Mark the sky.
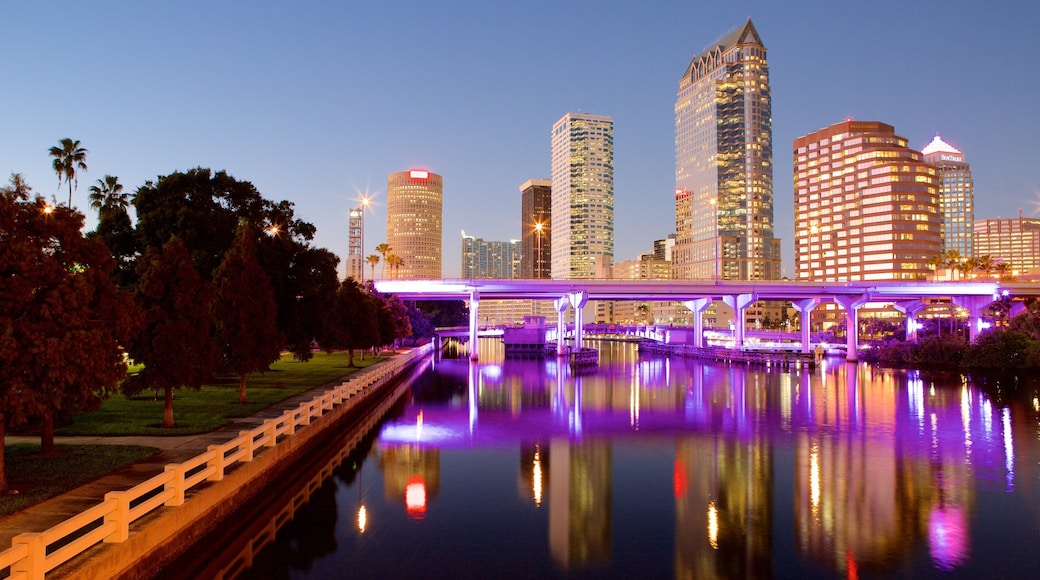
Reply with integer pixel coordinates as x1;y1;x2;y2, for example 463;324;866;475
4;1;1039;279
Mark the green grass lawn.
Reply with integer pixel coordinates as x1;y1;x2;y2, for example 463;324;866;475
56;351;386;436
0;444;159;515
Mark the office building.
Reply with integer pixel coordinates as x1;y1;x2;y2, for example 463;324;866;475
974;216;1040;277
921;135;974;259
550;113;614;280
674;19;781;281
519;179;552;279
386;169;443;279
793;120;942;281
461;232;521;279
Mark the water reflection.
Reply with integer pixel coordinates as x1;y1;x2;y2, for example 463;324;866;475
235;339;1040;578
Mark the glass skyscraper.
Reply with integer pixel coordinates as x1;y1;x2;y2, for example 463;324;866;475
921;135;974;259
674;19;780;281
550;112;614;280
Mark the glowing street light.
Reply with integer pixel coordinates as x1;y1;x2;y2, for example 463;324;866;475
534;221;545;279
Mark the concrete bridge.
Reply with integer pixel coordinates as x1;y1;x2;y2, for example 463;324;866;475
375;278;1040;362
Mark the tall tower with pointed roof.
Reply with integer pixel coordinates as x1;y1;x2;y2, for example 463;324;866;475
673;19;781;281
921;135;974;258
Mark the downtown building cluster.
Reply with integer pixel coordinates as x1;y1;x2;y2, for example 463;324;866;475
355;19;1035;326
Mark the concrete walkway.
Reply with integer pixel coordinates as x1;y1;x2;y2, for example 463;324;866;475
0;376;356;551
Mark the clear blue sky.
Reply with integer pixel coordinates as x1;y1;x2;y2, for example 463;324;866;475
4;1;1038;279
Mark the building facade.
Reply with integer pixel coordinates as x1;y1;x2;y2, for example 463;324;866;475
550;113;614;280
921;135;974;259
674;19;781;281
346;205;364;281
793;120;942;281
461;232;521;279
519;179;552;279
386;169;443;279
974;216;1040;277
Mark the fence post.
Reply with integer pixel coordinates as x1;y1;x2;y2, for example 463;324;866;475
164;465;186;506
11;532;45;580
104;491;130;543
207;446;226;482
240;431;255;462
264;418;278;447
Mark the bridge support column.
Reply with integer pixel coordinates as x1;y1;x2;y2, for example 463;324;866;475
683;298;712;348
893;300;927;342
570;291;589;351
953;294;997;343
722;293;755;350
834;294;869;362
793;298;821;354
554;297;569;357
468;290;480;360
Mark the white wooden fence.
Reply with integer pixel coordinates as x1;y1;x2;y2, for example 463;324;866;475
0;345;430;579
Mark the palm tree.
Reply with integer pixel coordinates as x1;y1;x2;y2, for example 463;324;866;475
87;175;128;216
48;138;88;206
366;254;380;280
386;254;404;278
374;243;392;278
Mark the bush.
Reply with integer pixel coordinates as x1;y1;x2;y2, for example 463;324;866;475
961;330;1035;370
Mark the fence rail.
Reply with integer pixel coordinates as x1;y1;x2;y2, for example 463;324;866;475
1;345;430;580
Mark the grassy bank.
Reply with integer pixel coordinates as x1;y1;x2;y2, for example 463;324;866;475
57;351;386;436
1;444;159;515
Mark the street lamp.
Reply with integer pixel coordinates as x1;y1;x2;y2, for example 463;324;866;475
709;197;719;281
534;221;545;279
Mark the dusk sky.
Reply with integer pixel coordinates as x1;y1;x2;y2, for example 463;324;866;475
4;1;1038;279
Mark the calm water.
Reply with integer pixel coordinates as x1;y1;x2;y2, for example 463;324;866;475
228;339;1040;579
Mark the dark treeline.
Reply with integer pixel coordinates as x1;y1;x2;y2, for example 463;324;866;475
0;165;466;493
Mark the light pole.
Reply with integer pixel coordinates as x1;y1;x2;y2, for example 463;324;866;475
710;197;719;281
534;221;544;279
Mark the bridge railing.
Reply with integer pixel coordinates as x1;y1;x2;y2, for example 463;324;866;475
0;345;431;580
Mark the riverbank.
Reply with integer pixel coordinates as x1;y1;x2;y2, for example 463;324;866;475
0;346;430;578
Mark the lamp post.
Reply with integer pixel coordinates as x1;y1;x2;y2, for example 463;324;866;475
710;197;719;281
534;221;545;279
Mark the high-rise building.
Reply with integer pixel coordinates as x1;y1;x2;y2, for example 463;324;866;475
346;205;364;281
921;135;974;259
674;19;781;281
793;120;942;281
550;112;614;280
461;232;521;279
386;169;443;279
519;179;552;279
974;216;1040;277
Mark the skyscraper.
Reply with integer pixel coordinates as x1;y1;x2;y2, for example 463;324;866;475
921;135;974;259
550;113;614;280
386;169;442;279
674;19;780;281
793;120;942;281
461;232;521;279
974;216;1040;277
519;179;552;279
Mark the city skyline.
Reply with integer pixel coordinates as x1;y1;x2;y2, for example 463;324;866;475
3;2;1038;279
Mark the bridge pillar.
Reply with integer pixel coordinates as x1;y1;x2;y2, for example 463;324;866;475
834;294;870;362
1010;301;1028;319
722;293;755;350
570;291;589;350
554;296;569;357
793;298;821;354
953;294;997;343
893;300;928;342
683;298;712;348
468;290;480;360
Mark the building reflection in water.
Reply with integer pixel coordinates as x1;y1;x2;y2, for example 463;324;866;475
370;338;1036;577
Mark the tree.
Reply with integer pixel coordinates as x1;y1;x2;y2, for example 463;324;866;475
366;254;380;279
326;278;377;367
123;238;220;428
374;243;392;278
0;174;137;490
213;221;281;404
88;174;129;216
386;253;403;278
48;138;88;206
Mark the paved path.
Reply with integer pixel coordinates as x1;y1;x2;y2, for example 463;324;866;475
0;377;353;550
